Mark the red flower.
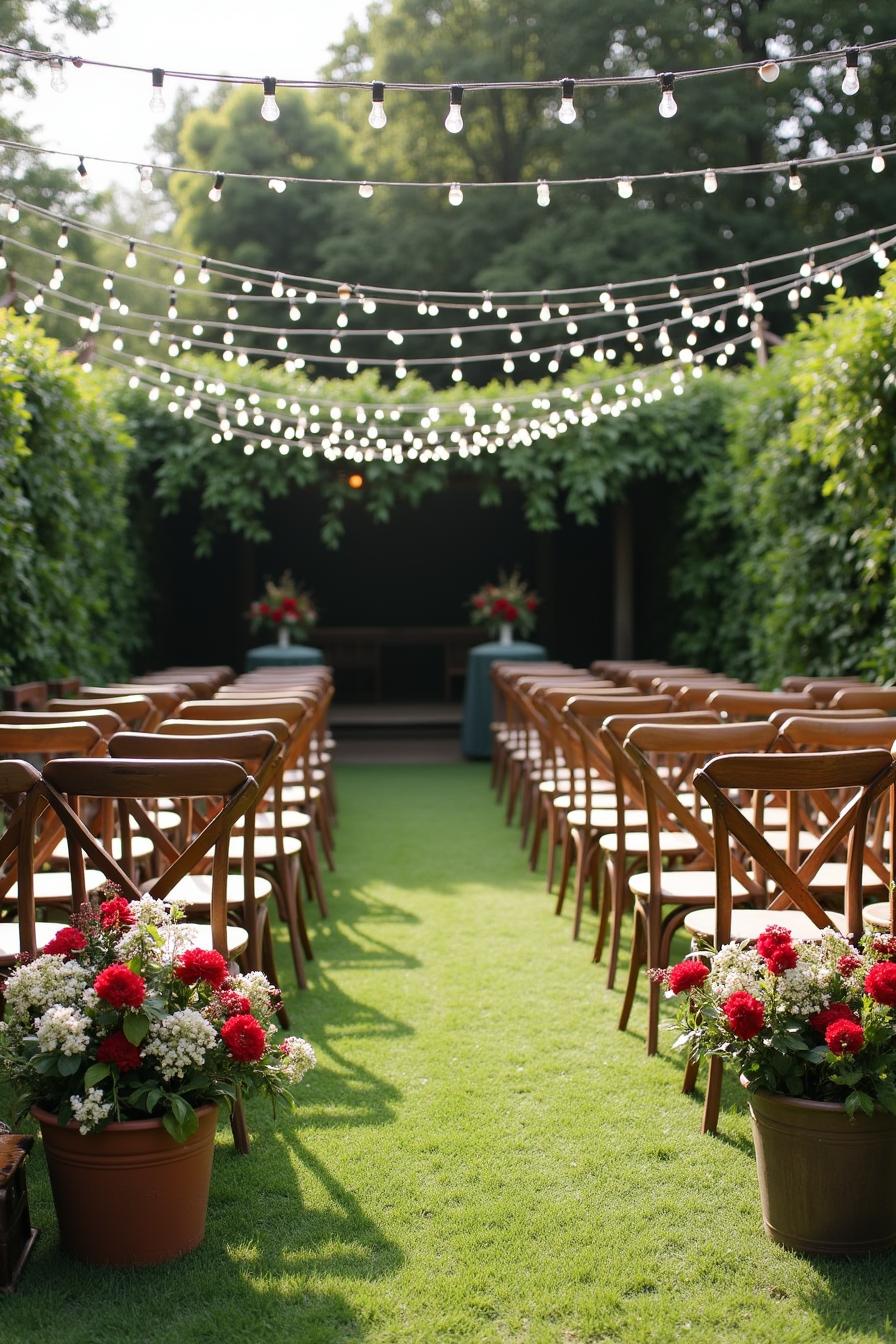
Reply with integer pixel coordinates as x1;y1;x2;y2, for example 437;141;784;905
865;961;896;1006
42;926;87;958
503;603;518;622
94;963;146;1010
282;596;298;613
97;1030;142;1073
872;936;896;961
214;990;252;1018
825;1019;865;1056
220;1013;267;1062
271;609;284;624
810;1002;860;1034
259;602;270;617
99;896;135;929
492;597;509;617
765;944;799;976
472;595;486;609
837;954;863;977
175;948;228;989
722;991;765;1040
755;925;793;959
666;959;710;995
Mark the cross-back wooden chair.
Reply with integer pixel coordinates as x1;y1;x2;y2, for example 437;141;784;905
45;695;157;732
489;663;573;796
0;707;125;739
830;686;896;713
0;761;70;966
688;747;896;1133
2;683;47;710
706;689;815;719
780;675;864;693
627;667;711;691
621;721;778;1057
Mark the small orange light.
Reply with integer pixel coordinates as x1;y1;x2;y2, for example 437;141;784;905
347;473;364;490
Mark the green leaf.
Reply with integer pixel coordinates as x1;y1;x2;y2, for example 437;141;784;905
162;1101;198;1144
123;1012;150;1046
57;1053;82;1077
83;1062;111;1088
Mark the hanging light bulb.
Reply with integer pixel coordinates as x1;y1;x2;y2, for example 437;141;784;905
48;56;67;93
138;165;154;195
616;176;633;199
448;182;464;206
872;149;886;174
703;168;718;194
557;77;577;125
5;200;19;224
268;177;286;192
208;172;224;203
227;299;239;321
788;161;802;191
150;67;165;112
57;224;69;249
450;331;462;348
50;257;64;288
669;279;680;299
842;47;860;96
369;80;387;129
445;84;464;134
658;73;678;119
198;258;210;284
758;59;780;83
125;239;137;269
536;179;551;207
102;271;114;291
271;274;285;298
167;291;178;319
173;263;186;286
358;180;374;199
481;292;493;312
799;252;814;278
713;272;726;290
76;156;90;189
0;241;6;272
261;76;280;121
539;295;551;322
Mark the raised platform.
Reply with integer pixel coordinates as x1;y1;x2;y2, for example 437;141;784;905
330;701;463;764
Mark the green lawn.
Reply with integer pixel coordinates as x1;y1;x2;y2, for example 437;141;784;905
4;764;896;1344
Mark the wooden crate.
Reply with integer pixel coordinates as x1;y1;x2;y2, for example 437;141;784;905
0;1134;38;1293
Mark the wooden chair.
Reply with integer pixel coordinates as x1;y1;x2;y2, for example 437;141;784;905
1;684;47;711
781;675;864;695
706;689;815;719
688;747;896;1133
0;762;70;966
830;686;896;713
45;695;157;732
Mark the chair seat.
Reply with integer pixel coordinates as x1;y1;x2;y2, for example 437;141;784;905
600;831;699;856
684;907;850;942
804;862;887;896
4;869;107;905
178;921;250;957
283;767;326;785
567;808;650;829
630;869;751;903
278;785;322;805
237;809;312;832
863;903;895;931
53;835;155;862
0;921;72;961
157;873;273;906
130;809;180;832
227;835;302;861
753;829;820;854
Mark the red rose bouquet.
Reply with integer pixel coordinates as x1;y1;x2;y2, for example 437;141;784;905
0;885;316;1142
248;571;318;645
469;569;539;639
662;928;896;1116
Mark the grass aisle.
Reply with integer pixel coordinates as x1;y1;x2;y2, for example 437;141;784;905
5;763;896;1344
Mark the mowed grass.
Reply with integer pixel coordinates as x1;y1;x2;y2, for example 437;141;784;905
4;763;896;1344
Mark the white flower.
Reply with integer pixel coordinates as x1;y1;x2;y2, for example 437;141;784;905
116;894;189;964
279;1036;316;1083
709;942;764;999
3;956;90;1026
227;971;277;1021
143;1009;217;1082
69;1087;112;1134
35;1004;91;1057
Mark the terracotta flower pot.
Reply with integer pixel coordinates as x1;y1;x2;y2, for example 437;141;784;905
32;1103;218;1266
746;1085;896;1255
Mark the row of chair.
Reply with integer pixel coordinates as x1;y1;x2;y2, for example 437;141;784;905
489;658;896;1132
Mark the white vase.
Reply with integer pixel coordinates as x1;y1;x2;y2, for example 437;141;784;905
277;626;290;649
498;622;514;646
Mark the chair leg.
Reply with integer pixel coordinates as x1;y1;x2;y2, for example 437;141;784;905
555;827;572;908
702;1057;724;1135
230;1092;250;1155
606;859;629;991
618;908;644;1032
571;839;593;941
316;804;336;871
644;902;663;1057
300;831;329;918
260;912;290;1030
593;857;613;963
528;798;545;871
682;1049;700;1096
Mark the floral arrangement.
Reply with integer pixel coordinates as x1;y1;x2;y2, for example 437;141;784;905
248;571;318;642
0;886;316;1141
661;926;896;1117
469;569;539;637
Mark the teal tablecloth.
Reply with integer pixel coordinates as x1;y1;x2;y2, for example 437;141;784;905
246;644;325;670
461;640;547;759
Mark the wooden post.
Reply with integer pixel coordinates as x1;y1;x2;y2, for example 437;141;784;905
613;498;634;658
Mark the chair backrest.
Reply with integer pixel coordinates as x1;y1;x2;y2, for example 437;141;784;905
564;696;674;810
706;689;815;719
45;696;155;729
694;749;896;943
2;682;47;710
830;686;896;713
776;716;896;752
0;707;125;739
766;707;885;729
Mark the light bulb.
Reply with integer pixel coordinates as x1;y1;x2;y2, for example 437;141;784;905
658;73;677;119
669;280;680;299
788;162;802;191
272;274;284;298
450;331;463;349
0;242;5;271
48;57;67;92
451;366;463;383
713;273;725;290
358;180;374;199
227;301;239;320
872;149;886;174
842;47;860;96
76;156;90;189
448;182;464;206
102;271;114;291
369;81;387;128
5;201;19;224
125;240;137;269
261;76;280;121
173;264;185;285
758;60;780;83
167;293;178;319
445;84;464;133
198;258;210;284
268;178;286;192
51;258;64;287
510;326;522;344
363;298;377;314
208;172;224;203
337;282;353;304
558;77;576;124
57;224;69;248
703;169;718;194
536;179;551;207
138;165;153;194
539;300;551;322
150;67;165;112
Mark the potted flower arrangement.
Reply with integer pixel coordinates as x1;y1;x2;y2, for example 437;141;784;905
0;886;316;1266
663;926;896;1254
469;570;539;645
248;571;318;648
